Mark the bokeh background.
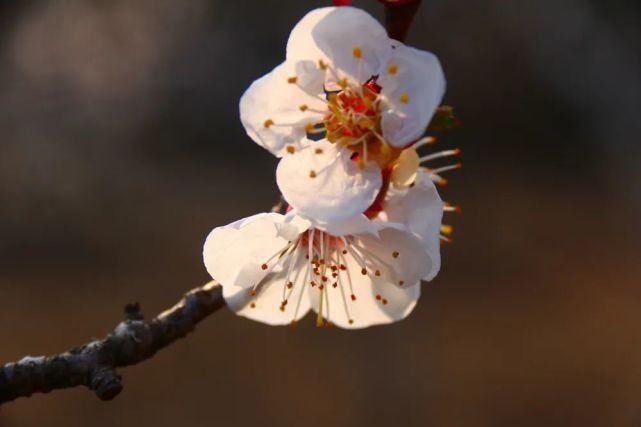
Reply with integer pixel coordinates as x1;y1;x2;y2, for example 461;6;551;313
1;0;640;425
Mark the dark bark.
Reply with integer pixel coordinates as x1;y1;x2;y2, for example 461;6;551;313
0;281;224;404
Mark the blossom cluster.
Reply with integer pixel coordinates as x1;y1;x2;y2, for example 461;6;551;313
203;7;459;329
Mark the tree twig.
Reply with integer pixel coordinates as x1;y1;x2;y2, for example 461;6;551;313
0;281;224;405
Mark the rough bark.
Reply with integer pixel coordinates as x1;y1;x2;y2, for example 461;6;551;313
0;281;224;405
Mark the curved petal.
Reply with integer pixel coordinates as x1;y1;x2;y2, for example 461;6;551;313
382;170;443;281
222;253;312;326
239;61;326;157
203;213;309;290
351;222;434;287
302;212;380;237
379;43;446;147
276;140;382;222
287;7;391;87
308;244;421;329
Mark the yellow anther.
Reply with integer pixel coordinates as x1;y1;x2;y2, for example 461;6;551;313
318;59;328;70
338;78;348;89
299;104;308;112
399;93;410;104
387;63;398;75
309;170;317;178
357;118;373;129
314;148;323;154
304;123;315;132
285;145;296;154
250;303;256;309
392;251;399;258
440;224;453;236
263;119;274;128
287;76;298;84
352;46;362;59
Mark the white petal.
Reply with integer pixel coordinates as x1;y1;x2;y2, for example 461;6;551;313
308;247;421;329
203;213;309;289
222;254;312;326
303;213;380;237
239;61;326;157
382;170;444;281
352;222;434;287
379;43;446;147
287;7;391;86
276;140;382;222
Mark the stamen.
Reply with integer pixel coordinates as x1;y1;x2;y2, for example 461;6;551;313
430;163;462;175
413;136;436;149
440;224;453;236
444;202;462;213
399;93;410;104
287;76;298;84
309;170;317;178
352;46;363;59
318;59;328;70
285;145;296;154
387;63;398;75
263;119;274;128
299;104;308;112
419;148;461;163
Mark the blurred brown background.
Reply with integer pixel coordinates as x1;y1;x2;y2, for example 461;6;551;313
1;0;640;425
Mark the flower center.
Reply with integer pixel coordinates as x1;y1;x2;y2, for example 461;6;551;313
322;77;404;171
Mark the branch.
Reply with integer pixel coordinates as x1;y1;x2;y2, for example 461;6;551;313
0;281;224;405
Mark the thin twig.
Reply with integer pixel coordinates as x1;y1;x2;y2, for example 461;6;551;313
0;281;224;404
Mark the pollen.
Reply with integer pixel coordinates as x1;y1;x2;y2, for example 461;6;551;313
250;303;256;309
392;251;400;258
315;148;323;154
263;119;274;128
309;170;317;178
440;224;453;236
352;46;362;59
285;145;295;154
287;76;298;84
387;63;398;75
348;319;354;325
318;59;328;70
399;93;410;104
299;104;308;112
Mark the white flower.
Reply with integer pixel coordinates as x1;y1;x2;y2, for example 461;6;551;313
275;139;381;222
203;206;440;329
239;6;446;158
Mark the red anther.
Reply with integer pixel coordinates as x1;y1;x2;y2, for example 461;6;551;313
375;294;382;300
311;281;317;287
322;276;328;282
340;264;347;270
332;0;351;5
332;283;338;288
342;250;348;255
382;299;388;305
261;263;268;270
452;147;461;155
363;76;382;94
361;268;367;275
351;294;357;301
319;284;325;290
